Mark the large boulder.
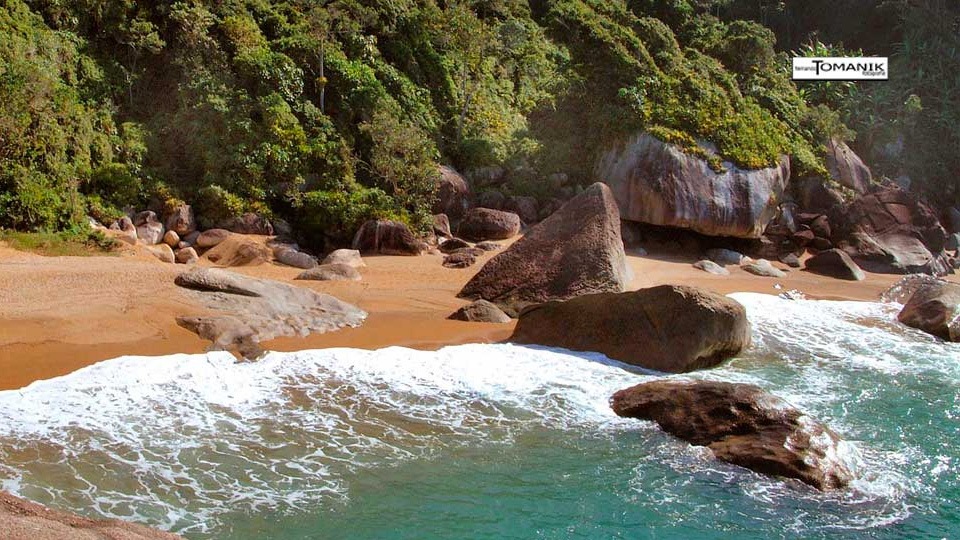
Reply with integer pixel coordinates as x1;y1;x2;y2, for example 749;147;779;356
175;267;366;357
804;249;866;281
897;280;960;341
458;183;628;316
143;243;175;263
322;249;365;268
832;185;951;275
510;285;750;373
457;208;521;242
435;166;472;219
220;213;274;235
611;380;855;490
352;220;422;256
504;195;539;225
163;203;197;236
448;299;512;323
598;132;790;238
826;138;872;194
136;211;165;245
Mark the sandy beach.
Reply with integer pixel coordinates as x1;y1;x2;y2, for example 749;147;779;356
0;238;909;391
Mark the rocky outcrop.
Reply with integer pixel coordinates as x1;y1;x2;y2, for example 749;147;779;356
510;285;750;373
832;186;951;275
322;249;365;268
457;208;521;242
804;249;866;281
295;263;361;281
458;183;628;316
826;139;872;194
0;491;183;540
598;133;790;238
897;279;960;341
175;267;365;357
448;300;511;323
220;213;274;235
352;220;422;256
435;166;472;219
611;380;855;490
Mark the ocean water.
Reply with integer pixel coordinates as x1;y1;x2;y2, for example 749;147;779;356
0;293;958;539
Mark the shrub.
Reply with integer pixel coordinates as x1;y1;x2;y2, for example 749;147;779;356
293;187;406;250
194;185;245;229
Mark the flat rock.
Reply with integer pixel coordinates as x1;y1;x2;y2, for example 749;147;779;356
805;249;866;281
459;183;629;316
322;249;366;268
611;380;855;490
457;208;522;242
510;285;750;373
296;263;361;281
439;238;471;254
475;241;501;252
442;252;477;269
175;267;366;357
693;259;729;275
742;258;786;278
448;300;511;323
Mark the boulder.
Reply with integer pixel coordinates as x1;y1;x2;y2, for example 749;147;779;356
947;207;960;234
136;220;164;245
457;208;521;242
180;230;201;248
475;241;501;252
133;210;158;227
322;249;366;268
163;230;180;248
805;249;866;281
778;252;801;268
175;247;199;264
826;138;872;194
599;132;790;238
439;238;471;254
693;259;729;275
946;233;960;252
833;186;951;275
114;216;137;245
897;280;960;341
459;183;629;316
271;218;294;239
705;248;744;266
448;300;511;323
810;215;832;239
742;259;786;278
296;263;362;282
352;220;422;256
794;177;845;214
220;213;274;235
195;229;232;249
434;166;472;219
611;380;855;490
511;285;750;372
475;190;506;210
504;195;539;225
274;246;317;269
163;203;196;236
791;229;815;247
442;252;477;269
433;213;453;239
143;243;175;263
175;267;366;358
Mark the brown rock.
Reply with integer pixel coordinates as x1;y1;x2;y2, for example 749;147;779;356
202;236;271;267
805;249;866;281
457;208;521;242
435;166;472;219
611;380;855;490
322;249;365;268
475;190;506;210
459;183;628;316
163;203;196;236
439;238;471;254
504;195;539;225
296;263;361;281
433;213;452;239
897;279;960;341
195;229;232;249
442;252;477;269
826;138;872;194
143;244;175;264
352;220;422;256
475;241;501;252
219;213;274;235
162;230;180;248
175;247;199;264
511;285;750;373
448;300;511;323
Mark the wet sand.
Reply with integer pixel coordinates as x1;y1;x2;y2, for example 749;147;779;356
0;238;916;391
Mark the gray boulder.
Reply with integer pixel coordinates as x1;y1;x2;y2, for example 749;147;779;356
693;259;729;275
322;249;365;268
448;300;511;323
296;263;361;282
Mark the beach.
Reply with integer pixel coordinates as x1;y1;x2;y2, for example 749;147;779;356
0;237;906;391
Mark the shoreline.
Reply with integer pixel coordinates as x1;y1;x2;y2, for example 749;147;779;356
0;239;913;391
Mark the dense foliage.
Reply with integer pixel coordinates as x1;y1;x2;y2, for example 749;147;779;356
1;0;957;247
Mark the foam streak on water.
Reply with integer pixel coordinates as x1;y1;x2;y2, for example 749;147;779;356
0;293;958;539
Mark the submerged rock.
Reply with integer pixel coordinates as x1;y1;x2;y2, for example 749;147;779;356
448;299;511;323
599;132;790;238
459;183;628;316
510;285;750;373
611;380;856;490
897;279;960;341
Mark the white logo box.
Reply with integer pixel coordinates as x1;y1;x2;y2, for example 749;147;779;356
792;57;889;81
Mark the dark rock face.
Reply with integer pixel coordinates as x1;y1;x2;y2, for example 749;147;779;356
457;208;522;242
504;195;539;225
448;299;511;323
220;213;274;235
897;280;960;341
439;237;471;254
510;285;750;373
352;220;422;256
826;139;872;193
794;177;845;214
805;249;866;281
296;263;362;281
833;186;951;275
611;380;855;490
599;132;790;238
459;183;628;316
164;203;197;236
175;267;366;358
435;166;472;220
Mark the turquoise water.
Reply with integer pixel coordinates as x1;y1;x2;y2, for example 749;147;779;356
0;293;957;538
